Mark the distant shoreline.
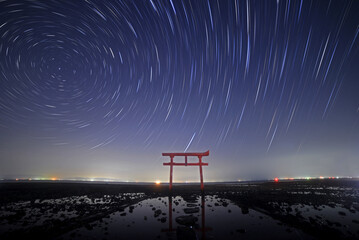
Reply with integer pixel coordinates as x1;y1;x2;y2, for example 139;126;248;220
1;177;358;185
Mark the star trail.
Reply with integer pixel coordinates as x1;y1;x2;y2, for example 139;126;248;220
0;0;358;182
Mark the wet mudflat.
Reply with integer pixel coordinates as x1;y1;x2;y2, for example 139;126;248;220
58;195;312;240
0;179;358;239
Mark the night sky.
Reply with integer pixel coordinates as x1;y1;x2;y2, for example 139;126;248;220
0;0;358;182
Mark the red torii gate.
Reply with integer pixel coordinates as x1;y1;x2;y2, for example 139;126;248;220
162;150;209;191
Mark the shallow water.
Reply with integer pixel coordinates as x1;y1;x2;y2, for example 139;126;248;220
59;195;313;240
0;193;145;235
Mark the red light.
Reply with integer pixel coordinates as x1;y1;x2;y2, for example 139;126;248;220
274;177;279;182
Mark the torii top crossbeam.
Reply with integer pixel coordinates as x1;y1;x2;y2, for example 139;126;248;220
162;150;209;157
162;150;209;191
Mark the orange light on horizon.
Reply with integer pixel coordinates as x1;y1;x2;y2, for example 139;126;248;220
51;177;58;181
155;180;161;185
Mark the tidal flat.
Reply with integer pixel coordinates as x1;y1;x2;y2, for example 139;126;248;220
0;179;358;239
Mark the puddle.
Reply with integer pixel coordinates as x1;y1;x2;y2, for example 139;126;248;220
59;195;313;240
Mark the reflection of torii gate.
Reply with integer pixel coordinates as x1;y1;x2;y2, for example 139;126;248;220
162;150;209;191
162;195;212;240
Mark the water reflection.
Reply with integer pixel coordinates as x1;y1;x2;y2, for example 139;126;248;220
162;194;212;239
58;194;315;240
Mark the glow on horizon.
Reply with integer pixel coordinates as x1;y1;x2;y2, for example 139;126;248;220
4;175;357;183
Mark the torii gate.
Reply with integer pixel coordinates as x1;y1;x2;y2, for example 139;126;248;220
162;150;209;191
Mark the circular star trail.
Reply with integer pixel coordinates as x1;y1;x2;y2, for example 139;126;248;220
0;0;358;180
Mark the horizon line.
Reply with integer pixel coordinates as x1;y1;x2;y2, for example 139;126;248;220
1;176;358;183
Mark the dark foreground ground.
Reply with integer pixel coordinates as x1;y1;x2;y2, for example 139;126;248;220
0;179;358;239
